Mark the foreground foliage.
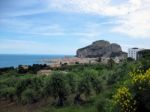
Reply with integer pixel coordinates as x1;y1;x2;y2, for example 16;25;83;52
0;58;150;112
113;68;150;112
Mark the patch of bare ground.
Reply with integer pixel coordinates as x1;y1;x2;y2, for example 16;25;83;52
0;97;52;112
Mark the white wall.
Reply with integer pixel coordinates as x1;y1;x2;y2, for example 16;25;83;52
128;48;142;60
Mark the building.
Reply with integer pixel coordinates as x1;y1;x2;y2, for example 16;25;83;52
128;48;144;60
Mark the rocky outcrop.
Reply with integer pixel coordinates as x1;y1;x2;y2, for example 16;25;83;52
76;40;127;58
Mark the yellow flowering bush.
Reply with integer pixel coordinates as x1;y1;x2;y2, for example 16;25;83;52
130;68;150;91
113;68;150;112
113;87;137;112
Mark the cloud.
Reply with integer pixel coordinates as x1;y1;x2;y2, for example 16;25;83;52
1;0;142;17
0;39;49;54
48;0;109;14
74;23;102;45
47;0;141;16
0;18;102;38
0;39;48;49
121;42;150;52
79;37;99;45
47;0;150;38
0;39;76;54
71;23;101;37
112;7;150;38
0;0;49;17
0;0;150;38
0;18;65;36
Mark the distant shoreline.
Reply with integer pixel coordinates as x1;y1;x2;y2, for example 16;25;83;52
0;54;74;68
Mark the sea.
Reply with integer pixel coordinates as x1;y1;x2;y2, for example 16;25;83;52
0;54;73;68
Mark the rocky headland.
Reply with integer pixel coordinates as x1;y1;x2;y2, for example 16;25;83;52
76;40;127;59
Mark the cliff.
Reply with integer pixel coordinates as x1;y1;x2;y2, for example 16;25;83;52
76;40;127;58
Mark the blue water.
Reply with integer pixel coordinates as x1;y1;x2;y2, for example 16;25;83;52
0;54;72;68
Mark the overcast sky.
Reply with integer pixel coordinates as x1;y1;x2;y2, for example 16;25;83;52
0;0;150;55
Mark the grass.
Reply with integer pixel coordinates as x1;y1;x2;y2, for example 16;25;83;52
37;105;96;112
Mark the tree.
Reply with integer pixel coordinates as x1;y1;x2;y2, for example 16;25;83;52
49;72;70;106
21;88;38;104
127;57;134;62
18;65;28;74
16;78;31;101
97;57;102;63
0;87;16;102
75;69;102;104
108;58;115;69
65;73;77;93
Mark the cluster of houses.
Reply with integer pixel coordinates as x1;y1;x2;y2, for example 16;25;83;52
42;57;99;67
42;56;124;68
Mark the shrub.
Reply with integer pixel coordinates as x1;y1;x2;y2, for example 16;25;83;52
95;97;106;112
16;78;31;101
65;73;77;93
131;69;150;91
21;88;38;104
29;76;45;91
95;98;114;112
130;68;150;112
107;68;128;85
0;87;16;101
78;76;92;97
77;69;102;100
113;87;137;112
113;68;150;112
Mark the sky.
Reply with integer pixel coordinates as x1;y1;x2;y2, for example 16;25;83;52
0;0;150;55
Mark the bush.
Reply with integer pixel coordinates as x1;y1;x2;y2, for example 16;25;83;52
78;76;92;97
113;87;137;112
16;78;31;101
95;97;106;112
0;87;16;101
21;88;38;104
130;68;150;112
107;68;128;85
65;73;77;93
95;98;114;112
113;68;150;112
77;69;102;99
29;76;45;92
127;57;134;62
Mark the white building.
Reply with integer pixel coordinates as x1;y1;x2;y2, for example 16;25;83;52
128;48;144;60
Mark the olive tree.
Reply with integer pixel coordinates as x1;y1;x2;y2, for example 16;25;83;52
49;72;70;106
74;69;102;104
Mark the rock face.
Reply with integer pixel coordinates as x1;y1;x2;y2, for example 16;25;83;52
77;40;127;58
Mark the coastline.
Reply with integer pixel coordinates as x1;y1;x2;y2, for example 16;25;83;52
0;54;73;68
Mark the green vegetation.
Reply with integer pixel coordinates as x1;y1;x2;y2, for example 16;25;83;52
0;57;150;112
